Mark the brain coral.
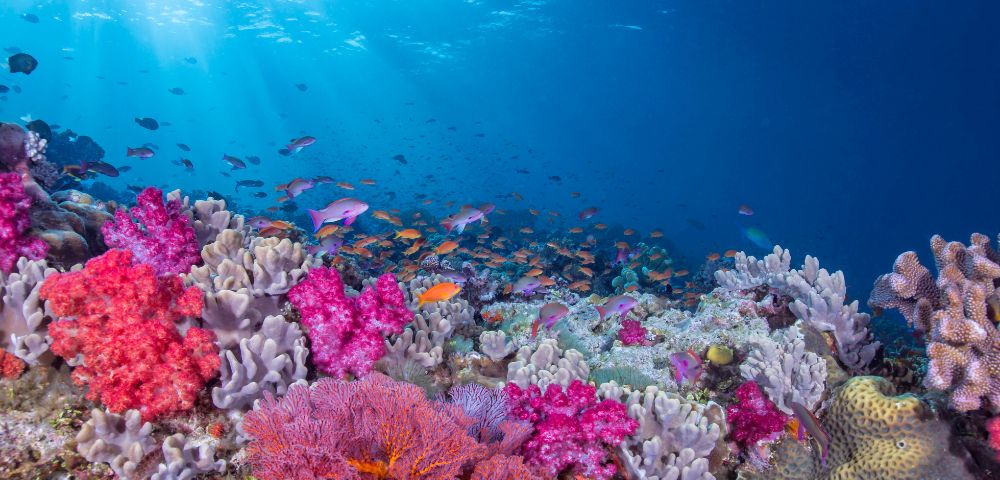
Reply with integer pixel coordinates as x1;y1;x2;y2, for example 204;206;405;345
750;376;974;480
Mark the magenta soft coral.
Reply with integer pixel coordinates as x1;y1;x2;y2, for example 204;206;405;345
39;249;219;421
505;380;638;480
0;172;48;273
726;381;787;449
101;186;199;276
618;318;648;345
287;267;412;378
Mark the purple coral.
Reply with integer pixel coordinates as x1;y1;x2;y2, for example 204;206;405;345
726;381;787;449
505;380;638;480
618;319;648;345
0;172;48;272
288;267;412;378
101;186;199;276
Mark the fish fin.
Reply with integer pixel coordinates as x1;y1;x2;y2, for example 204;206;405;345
417;296;425;308
344;215;357;226
595;305;607;320
307;209;324;232
126;148;133;156
455;223;466;234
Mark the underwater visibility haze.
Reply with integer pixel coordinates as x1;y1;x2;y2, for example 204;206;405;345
1;1;1000;479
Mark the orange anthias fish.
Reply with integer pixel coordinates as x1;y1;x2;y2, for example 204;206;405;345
404;238;426;256
435;241;459;254
650;229;663;238
417;283;461;307
569;227;583;234
315;224;340;238
360;178;376;185
395;229;422;239
707;252;721;261
724;249;738;258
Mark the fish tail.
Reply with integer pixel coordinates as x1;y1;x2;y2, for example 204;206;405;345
441;219;454;233
595;305;607;320
531;319;539;338
126;148;134;156
307;209;324;232
417;296;426;308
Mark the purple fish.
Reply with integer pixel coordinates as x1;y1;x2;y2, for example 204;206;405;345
670;348;704;385
247;216;274;229
614;246;638;266
595;295;638;320
307;197;368;231
306;235;344;256
533;302;569;337
285;135;316;155
441;270;468;284
281;178;315;199
478;202;496;215
222;154;246;169
441;206;485;234
512;276;542;296
126;146;155;158
579;206;598;220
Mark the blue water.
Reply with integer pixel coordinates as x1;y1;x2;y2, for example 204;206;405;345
3;0;999;307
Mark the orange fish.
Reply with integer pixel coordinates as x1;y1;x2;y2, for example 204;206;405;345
675;269;690;277
594;223;607;230
512;192;523;201
650;230;663;238
360;178;376;185
538;276;556;287
578;266;594;277
372;210;392;221
435;241;459;255
724;249;738;258
520;227;534;234
569;227;583;234
336;181;354;190
707;252;721;261
404;238;426;256
269;220;294;230
568;280;591;292
623;229;635;236
422;199;433;205
525;268;544;277
315;224;340;238
395;229;422;239
529;209;540;216
417;283;462;307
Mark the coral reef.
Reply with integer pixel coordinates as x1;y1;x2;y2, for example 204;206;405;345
739;324;827;414
40;249;219;421
151;433;226;480
0;172;48;272
76;409;156;479
0;256;55;365
288;267;411;378
726;381;786;449
869;233;1000;412
102;186;200;276
505;338;590;391
167;189;246;247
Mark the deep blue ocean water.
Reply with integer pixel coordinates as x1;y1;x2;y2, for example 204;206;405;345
2;0;998;322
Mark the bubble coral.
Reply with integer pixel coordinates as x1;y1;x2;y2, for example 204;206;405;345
287;267;412;378
0;172;48;273
101;186;200;276
726;381;787;449
505;379;639;480
39;249;219;421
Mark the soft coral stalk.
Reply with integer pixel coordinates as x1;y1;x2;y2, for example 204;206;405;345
40;249;218;421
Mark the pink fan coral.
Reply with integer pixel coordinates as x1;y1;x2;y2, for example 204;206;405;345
0;172;48;272
101;186;199;276
505;380;638;480
726;381;787;448
287;267;412;378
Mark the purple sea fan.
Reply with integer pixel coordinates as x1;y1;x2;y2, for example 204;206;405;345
101;186;199;276
0;172;48;272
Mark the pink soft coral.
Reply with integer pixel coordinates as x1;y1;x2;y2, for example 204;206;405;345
40;249;219;421
0;172;48;273
618;319;648;345
243;373;487;480
101;186;199;276
726;381;787;449
287;267;412;378
505;380;638;480
988;417;1000;461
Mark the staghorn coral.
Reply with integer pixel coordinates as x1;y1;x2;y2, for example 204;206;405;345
242;373;487;479
739;324;827;414
0;172;49;273
717;246;879;372
505;338;589;391
506;379;638;480
40;249;219;421
869;233;1000;412
288;267;411;378
0;256;55;365
151;433;226;480
598;381;723;480
759;376;975;480
212;314;308;410
76;408;156;479
102;186;200;276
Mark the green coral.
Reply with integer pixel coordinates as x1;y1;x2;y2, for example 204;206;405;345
590;366;656;390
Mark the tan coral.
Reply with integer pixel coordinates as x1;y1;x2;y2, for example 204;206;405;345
750;376;974;480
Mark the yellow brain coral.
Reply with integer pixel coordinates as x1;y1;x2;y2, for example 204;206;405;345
749;376;974;480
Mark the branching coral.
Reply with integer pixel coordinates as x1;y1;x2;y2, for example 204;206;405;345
102;186;200;276
505;338;589;391
243;373;487;480
288;267;411;378
0;172;48;273
739;324;827;414
40;249;219;421
76;408;156;479
505;379;638;480
869;233;1000;411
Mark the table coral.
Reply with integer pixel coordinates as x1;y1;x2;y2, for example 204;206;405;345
102;186;199;276
869;233;1000;411
0;172;48;273
288;267;411;378
505;379;638;480
39;249;219;421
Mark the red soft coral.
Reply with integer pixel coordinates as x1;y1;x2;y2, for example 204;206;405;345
288;267;411;378
618;319;648;345
0;350;25;379
505;380;638;480
101;186;199;276
0;172;48;273
40;249;218;421
243;373;487;480
988;416;1000;461
726;380;787;449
